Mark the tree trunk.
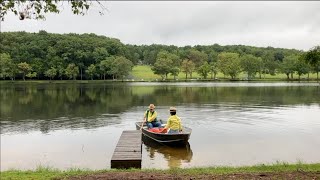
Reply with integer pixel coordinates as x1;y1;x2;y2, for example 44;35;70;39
104;74;106;80
185;73;187;79
291;73;293;79
80;68;83;80
259;72;261;79
286;73;289;79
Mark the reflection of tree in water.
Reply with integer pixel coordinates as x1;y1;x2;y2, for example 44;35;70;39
65;85;80;102
1;83;319;134
142;135;193;169
85;88;97;101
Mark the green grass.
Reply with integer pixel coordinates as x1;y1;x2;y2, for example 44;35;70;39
131;65;162;80
1;163;320;180
131;65;318;81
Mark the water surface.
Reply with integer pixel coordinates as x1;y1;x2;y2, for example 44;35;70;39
1;82;320;170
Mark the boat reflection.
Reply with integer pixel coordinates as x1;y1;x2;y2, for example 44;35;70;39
142;135;193;168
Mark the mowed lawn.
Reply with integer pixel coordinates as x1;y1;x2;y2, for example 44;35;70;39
131;65;318;81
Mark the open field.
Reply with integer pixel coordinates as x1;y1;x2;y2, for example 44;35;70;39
132;65;319;81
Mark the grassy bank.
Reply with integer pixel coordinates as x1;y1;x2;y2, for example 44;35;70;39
132;65;319;81
1;163;320;180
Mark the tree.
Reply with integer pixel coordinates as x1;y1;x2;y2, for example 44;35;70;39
17;62;32;81
99;56;116;80
280;55;297;79
86;64;97;80
152;56;173;80
181;59;188;79
170;67;180;80
208;51;218;63
197;62;211;79
31;59;45;79
65;63;79;80
99;60;107;80
92;47;109;63
0;53;16;80
295;55;310;80
181;59;194;79
56;66;65;80
209;61;219;80
152;51;179;80
100;58;112;80
113;56;133;81
44;67;57;80
78;62;85;80
187;49;207;68
240;54;260;79
143;50;158;65
274;51;285;62
262;52;278;76
256;57;263;79
0;0;107;21
305;46;320;80
217;52;241;79
26;72;37;79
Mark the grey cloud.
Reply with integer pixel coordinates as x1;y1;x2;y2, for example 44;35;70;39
2;1;319;50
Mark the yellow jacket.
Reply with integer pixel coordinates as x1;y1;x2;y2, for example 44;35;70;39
165;115;182;131
144;110;157;122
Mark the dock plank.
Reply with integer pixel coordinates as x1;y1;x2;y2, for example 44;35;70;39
111;130;142;169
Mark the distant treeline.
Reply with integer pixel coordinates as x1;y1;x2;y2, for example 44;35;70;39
0;31;319;80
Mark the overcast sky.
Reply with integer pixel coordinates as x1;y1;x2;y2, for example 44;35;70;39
2;1;320;51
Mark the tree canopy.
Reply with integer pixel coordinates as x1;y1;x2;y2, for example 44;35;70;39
0;31;318;81
0;0;106;21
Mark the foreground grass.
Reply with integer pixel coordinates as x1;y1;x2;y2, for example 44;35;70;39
1;163;320;180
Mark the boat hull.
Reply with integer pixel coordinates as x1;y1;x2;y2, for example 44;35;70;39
135;122;191;146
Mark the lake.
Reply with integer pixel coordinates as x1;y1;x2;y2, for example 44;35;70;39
1;82;320;171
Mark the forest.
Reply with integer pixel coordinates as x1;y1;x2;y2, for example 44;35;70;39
0;31;319;81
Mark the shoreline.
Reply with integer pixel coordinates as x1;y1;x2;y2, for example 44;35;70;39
0;79;319;84
1;163;320;179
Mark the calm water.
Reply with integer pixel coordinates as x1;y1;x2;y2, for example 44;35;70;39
1;82;320;171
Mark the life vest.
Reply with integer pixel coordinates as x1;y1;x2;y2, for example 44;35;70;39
146;110;157;122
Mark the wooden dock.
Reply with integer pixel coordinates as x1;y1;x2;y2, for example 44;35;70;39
111;130;142;169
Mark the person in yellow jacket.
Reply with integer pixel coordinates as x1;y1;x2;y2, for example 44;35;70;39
165;107;182;134
144;104;161;129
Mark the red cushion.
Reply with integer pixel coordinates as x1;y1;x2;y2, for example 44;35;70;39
149;128;160;133
148;128;167;133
